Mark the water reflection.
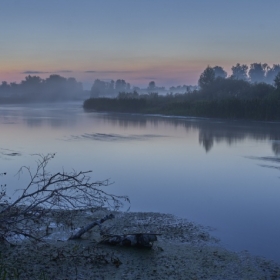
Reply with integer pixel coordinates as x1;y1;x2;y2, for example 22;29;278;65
0;148;21;160
272;142;280;156
0;104;79;128
63;133;166;142
99;113;280;154
199;132;214;153
247;156;280;171
1;104;280;155
93;113;148;129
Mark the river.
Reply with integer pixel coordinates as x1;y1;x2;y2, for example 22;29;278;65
1;102;280;262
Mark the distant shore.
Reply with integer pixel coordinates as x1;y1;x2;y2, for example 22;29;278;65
83;97;280;121
1;210;279;279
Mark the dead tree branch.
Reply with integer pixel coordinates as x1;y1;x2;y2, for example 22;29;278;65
0;154;129;243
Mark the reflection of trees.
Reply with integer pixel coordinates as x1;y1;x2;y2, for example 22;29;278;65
100;114;147;128
199;132;214;152
26;119;43;127
3;104;280;154
272;142;280;156
0;106;78;128
96;114;280;154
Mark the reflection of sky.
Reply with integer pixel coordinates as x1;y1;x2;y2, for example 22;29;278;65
1;103;280;261
1;1;280;87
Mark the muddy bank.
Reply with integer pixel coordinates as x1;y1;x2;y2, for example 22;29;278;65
1;211;280;279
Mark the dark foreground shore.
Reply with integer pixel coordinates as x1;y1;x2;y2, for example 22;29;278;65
1;211;280;279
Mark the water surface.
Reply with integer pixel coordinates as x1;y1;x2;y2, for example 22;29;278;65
1;102;280;262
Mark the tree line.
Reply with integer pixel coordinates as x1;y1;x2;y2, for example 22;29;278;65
90;79;198;97
84;62;280;121
89;63;280;98
208;63;280;84
1;62;280;105
90;79;131;97
197;65;280;99
0;75;84;102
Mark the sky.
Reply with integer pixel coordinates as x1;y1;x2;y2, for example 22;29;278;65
1;0;280;89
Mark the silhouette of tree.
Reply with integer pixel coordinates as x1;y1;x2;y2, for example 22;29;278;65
148;81;156;91
21;75;42;86
21;75;42;98
66;77;83;99
198;66;215;90
231;63;248;81
9;82;19;97
274;72;280;90
115;79;127;92
266;64;280;84
107;80;114;92
204;77;251;99
1;81;10;91
248;63;268;83
250;82;275;99
0;75;83;102
90;79;105;97
0;81;11;97
42;75;68;100
213;66;227;79
90;79;130;97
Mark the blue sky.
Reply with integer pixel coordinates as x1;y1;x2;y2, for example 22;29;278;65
1;0;280;88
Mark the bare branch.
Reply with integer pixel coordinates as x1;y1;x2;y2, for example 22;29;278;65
0;154;129;243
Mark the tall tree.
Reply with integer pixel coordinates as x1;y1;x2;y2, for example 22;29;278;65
248;63;268;83
198;66;215;90
19;75;43;98
231;63;248;81
148;81;156;91
266;64;280;84
274;72;280;90
213;66;227;79
115;79;127;92
21;75;42;86
109;80;115;91
0;81;10;97
90;79;106;97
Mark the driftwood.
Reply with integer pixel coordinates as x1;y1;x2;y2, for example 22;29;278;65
100;233;159;248
68;213;159;248
69;214;114;240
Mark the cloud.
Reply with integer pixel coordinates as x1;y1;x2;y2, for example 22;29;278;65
84;70;132;74
22;71;50;74
57;70;72;73
141;77;158;80
103;70;131;74
22;70;73;75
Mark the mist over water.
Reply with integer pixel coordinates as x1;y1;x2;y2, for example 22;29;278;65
1;102;280;262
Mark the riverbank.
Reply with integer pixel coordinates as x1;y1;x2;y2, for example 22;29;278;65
1;210;279;279
83;97;280;121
